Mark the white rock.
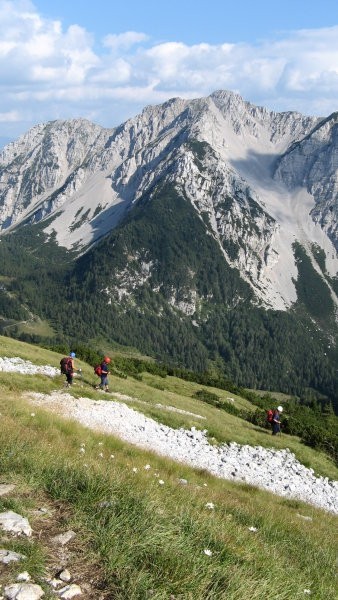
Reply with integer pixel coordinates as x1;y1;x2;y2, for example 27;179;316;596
48;580;63;589
0;357;59;377
51;531;76;546
0;512;32;536
16;574;30;583
0;549;26;564
59;570;71;583
58;584;82;598
4;583;44;599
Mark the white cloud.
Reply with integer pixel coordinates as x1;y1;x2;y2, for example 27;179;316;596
91;58;131;84
0;109;20;121
103;31;149;52
0;1;338;144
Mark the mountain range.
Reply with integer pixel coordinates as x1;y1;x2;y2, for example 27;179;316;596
0;90;337;406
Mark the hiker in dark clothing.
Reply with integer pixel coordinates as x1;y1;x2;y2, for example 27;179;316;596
60;352;76;387
99;356;111;392
272;405;283;435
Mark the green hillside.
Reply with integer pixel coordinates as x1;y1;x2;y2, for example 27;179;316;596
0;336;337;599
0;183;337;411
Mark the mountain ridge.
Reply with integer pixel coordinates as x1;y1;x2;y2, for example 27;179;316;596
0;90;337;403
0;90;336;311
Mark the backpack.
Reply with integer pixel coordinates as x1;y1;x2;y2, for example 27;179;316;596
94;364;102;377
266;409;274;423
60;357;73;374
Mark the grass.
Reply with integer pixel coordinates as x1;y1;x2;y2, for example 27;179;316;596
0;336;337;599
1;335;337;480
14;318;55;338
253;389;293;402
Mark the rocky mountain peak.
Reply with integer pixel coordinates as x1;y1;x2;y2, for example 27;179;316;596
0;90;337;311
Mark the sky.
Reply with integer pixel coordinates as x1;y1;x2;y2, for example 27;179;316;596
1;0;338;147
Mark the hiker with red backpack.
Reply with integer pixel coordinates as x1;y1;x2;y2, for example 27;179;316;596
60;352;76;388
94;356;111;392
267;405;283;435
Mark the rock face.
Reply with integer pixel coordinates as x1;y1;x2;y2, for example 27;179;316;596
0;90;337;310
274;112;338;249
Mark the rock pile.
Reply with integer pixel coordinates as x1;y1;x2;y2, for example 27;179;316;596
0;357;59;377
28;391;338;514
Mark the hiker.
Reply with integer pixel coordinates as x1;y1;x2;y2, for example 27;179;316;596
60;352;76;388
272;405;283;435
97;356;111;392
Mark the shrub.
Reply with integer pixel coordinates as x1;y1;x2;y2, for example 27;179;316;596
192;390;244;418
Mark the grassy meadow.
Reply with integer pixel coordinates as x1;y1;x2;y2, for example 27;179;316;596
0;335;337;599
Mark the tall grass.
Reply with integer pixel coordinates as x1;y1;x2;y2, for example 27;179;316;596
0;336;337;598
0;393;337;599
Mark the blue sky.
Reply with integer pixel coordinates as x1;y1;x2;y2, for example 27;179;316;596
1;0;338;146
34;0;338;45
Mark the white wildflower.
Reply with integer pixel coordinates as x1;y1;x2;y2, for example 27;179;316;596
144;464;151;470
110;454;115;459
98;442;103;446
303;591;312;595
30;413;35;417
132;467;138;473
205;502;215;510
248;527;258;532
158;480;165;485
79;447;85;454
154;472;159;478
203;483;208;487
98;452;104;458
204;549;212;556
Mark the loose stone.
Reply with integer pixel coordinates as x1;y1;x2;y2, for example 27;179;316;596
3;583;44;600
0;512;32;536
